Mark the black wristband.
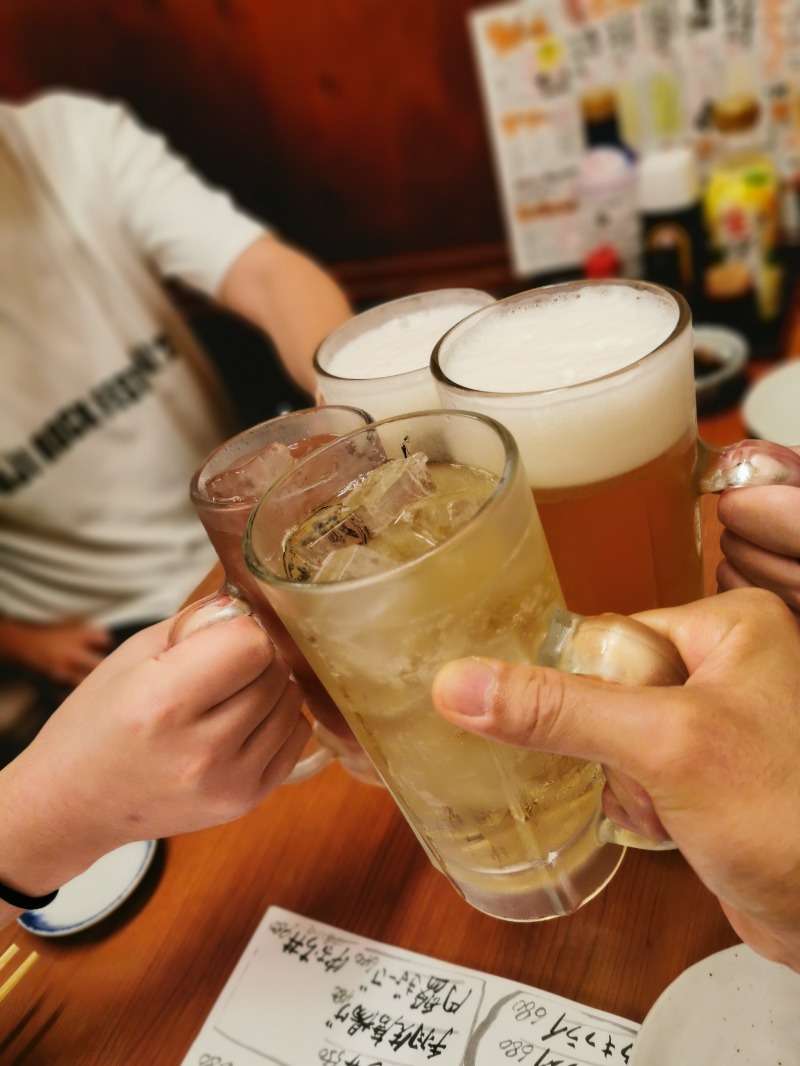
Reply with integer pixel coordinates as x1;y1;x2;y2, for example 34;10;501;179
0;879;58;911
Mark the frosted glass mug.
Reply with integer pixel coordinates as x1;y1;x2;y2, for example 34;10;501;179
313;288;494;419
243;411;689;922
432;279;800;616
170;405;378;784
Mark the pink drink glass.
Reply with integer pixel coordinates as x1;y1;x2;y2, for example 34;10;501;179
170;405;378;784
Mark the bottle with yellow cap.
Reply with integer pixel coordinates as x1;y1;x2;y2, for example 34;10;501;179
702;95;783;350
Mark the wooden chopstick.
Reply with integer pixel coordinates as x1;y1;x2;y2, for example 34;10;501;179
0;943;39;1003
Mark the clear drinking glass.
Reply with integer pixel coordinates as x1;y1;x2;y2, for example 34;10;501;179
170;405;378;784
431;278;800;616
243;411;688;922
313;288;495;419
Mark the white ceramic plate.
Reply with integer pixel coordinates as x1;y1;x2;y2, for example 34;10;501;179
743;361;800;446
630;944;800;1065
17;839;157;937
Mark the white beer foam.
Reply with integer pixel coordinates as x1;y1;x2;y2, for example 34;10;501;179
436;286;696;488
443;286;678;390
323;300;493;379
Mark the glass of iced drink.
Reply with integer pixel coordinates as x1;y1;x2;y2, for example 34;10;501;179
431;278;800;617
313;288;495;420
242;410;688;921
171;405;378;784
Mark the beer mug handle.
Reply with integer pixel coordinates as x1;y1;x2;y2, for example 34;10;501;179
538;609;689;853
697;438;800;493
169;587;335;784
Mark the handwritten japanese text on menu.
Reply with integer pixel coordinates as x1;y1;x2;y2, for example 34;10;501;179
181;906;638;1066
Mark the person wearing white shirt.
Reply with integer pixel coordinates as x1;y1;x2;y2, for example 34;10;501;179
0;90;351;727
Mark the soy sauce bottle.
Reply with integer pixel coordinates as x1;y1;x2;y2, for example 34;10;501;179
639;145;706;310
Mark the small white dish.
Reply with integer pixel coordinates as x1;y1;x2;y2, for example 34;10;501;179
743;360;800;446
692;323;749;411
17;840;157;937
630;944;800;1065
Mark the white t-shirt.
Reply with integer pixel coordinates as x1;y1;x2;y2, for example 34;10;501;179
0;92;267;626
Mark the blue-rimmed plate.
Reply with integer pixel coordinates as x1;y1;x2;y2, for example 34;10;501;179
18;840;157;937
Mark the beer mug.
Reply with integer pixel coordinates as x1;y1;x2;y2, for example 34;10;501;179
431;279;800;616
313;288;494;420
170;405;378;784
242;411;688;922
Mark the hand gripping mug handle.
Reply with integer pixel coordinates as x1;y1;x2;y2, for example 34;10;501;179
538;609;689;853
169;588;335;783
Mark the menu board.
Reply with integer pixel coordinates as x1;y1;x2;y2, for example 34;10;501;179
469;0;800;273
468;1;584;278
180;906;639;1066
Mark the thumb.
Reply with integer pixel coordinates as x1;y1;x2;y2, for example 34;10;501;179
431;656;675;777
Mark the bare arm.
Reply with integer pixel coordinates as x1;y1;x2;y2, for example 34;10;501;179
218;235;353;397
71;97;351;396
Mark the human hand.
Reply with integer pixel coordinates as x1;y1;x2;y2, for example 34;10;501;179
0;618;113;685
0;615;308;902
716;444;800;616
431;589;800;972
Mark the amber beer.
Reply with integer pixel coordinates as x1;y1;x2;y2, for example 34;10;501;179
532;432;700;616
432;280;702;616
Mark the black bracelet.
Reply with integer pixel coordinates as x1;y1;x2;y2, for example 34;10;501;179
0;879;58;911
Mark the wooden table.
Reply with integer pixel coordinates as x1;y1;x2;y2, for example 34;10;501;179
0;749;740;1064
0;347;794;1063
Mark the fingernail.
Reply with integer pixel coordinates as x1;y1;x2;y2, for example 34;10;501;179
434;658;496;717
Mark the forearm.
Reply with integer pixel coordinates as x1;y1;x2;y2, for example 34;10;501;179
0;751;112;928
218;235;353;396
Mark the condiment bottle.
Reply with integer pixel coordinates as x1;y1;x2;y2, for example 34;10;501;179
702;95;783;350
639;145;705;307
579;89;640;278
581;88;634;159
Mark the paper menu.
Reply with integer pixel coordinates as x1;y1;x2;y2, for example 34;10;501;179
468;2;584;279
180;906;639;1066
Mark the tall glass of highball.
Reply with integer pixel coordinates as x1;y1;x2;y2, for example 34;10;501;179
243;410;688;922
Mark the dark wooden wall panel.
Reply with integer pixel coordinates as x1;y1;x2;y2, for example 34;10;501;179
0;0;509;288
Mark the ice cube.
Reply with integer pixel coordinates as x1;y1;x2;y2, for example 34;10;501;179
311;544;396;583
282;453;436;581
345;453;435;535
283;501;371;581
399;492;486;547
206;441;294;503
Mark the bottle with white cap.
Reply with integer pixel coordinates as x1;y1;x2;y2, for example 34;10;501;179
638;144;706;307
